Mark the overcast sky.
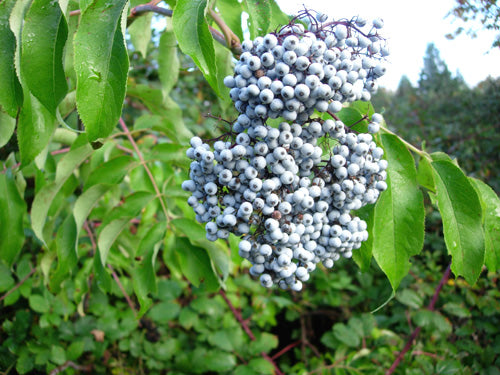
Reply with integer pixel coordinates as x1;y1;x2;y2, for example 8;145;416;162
275;0;500;91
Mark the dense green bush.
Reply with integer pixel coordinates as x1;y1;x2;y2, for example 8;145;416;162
0;1;499;374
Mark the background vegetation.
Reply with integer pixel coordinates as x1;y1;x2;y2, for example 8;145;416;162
0;0;499;374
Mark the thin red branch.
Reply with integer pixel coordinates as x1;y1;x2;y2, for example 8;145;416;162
0;267;36;304
49;360;92;375
108;264;138;319
385;264;452;375
218;289;284;375
271;340;301;360
119;118;169;219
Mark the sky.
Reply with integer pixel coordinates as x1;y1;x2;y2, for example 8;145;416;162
275;0;500;91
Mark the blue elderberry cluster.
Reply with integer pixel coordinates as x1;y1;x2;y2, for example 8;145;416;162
182;12;389;291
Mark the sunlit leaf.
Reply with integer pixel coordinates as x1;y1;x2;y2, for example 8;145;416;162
74;0;129;142
432;159;485;284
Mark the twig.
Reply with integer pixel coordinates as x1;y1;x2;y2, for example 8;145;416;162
271;340;301;360
50;147;71;156
0;267;36;304
128;2;171;26
119;118;169;220
218;289;284;375
385;264;452;375
208;8;242;55
108;264;138;319
49;360;92;375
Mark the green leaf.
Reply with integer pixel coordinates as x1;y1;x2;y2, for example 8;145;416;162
17;91;56;166
83;155;136;190
396;289;424;309
0;110;16;147
333;322;360;347
352;204;374;272
132;223;166;317
50;214;78;293
214;40;233;115
431;159;485;284
29;294;50;313
469;178;500;272
21;0;68;115
372;134;425;291
204;351;237;372
97;191;155;265
16;350;34;374
128;0;152;57
248;332;278;354
31;142;93;245
74;183;112;247
158;26;180;97
74;0;129;142
0;263;15;292
244;0;271;39
413;309;452;334
268;0;291;31
50;345;66;366
173;237;220;291
126;83;192;142
442;302;471;318
337;106;369;133
172;218;229;281
248;357;275;374
417;155;435;192
173;0;219;96
0;0;23;117
0;170;26;265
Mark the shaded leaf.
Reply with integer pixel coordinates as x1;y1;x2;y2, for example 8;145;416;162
97;191;155;265
158;26;180;97
0;170;26;265
128;0;152;57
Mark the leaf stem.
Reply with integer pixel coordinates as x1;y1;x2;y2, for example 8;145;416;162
218;289;284;375
380;125;432;161
108;264;138;319
0;267;36;304
208;8;242;54
119;118;169;220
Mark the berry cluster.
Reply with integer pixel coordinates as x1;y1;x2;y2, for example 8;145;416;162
224;12;388;124
182;11;389;291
